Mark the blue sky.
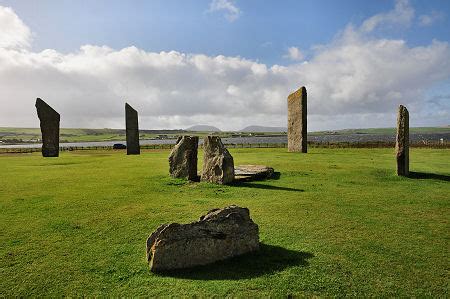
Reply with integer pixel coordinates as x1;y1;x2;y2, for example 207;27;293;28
3;0;450;65
0;0;449;130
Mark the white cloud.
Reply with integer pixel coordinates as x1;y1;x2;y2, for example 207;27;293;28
0;6;32;49
418;11;445;27
208;0;241;22
0;3;449;131
297;27;450;118
361;0;414;32
260;41;273;48
283;47;304;61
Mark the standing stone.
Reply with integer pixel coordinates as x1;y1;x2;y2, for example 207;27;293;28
35;98;60;157
201;136;234;184
287;86;307;153
125;103;140;155
395;105;409;176
168;136;199;181
146;205;259;271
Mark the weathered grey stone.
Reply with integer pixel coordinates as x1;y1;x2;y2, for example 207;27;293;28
146;205;259;271
395;105;409;176
35;98;60;157
234;165;274;181
168;136;199;180
125;103;140;155
287;86;307;153
201;136;234;184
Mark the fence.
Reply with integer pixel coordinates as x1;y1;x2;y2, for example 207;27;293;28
1;140;448;154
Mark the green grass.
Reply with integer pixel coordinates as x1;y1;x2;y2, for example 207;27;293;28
0;127;183;143
0;127;235;143
0;148;449;296
0;127;126;143
1;126;448;143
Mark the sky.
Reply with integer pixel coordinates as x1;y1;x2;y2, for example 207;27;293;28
0;0;449;131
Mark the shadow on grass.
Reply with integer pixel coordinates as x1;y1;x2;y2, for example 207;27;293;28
270;171;281;180
155;244;313;280
231;172;304;192
231;181;304;192
409;171;450;182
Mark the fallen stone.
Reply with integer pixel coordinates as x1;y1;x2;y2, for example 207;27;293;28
395;105;409;176
287;86;307;153
35;98;60;157
234;165;274;181
146;205;259;271
125;103;140;155
201;136;234;184
168;136;199;181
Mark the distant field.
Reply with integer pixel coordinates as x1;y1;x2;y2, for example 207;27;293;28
0;126;448;144
0;127;237;144
1;148;449;296
0;127;181;143
314;127;450;135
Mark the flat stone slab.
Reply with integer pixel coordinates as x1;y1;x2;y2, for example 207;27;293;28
234;165;274;181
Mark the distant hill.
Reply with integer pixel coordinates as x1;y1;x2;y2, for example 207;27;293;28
185;125;221;132
240;125;287;132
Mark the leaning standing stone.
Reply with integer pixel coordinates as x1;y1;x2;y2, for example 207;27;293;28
201;136;234;184
395;105;409;176
35;98;60;157
287;86;307;153
125;103;140;155
146;205;259;271
168;136;199;181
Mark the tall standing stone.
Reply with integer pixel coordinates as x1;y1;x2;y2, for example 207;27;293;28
287;86;307;153
395;105;409;176
201;136;234;184
125;103;140;155
35;98;60;157
168;136;199;181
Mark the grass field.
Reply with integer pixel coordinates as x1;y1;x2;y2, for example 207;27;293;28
0;127;180;143
314;126;450;135
0;148;449;296
1;126;449;144
0;127;228;143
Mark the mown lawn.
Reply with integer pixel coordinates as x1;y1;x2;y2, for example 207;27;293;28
0;148;449;296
